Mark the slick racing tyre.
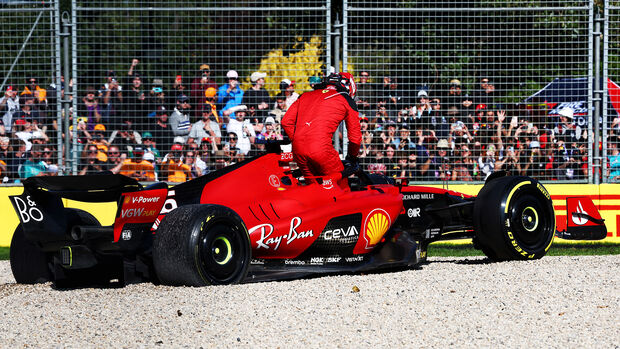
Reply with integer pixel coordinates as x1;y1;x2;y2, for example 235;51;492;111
473;176;555;261
153;204;251;286
10;224;53;284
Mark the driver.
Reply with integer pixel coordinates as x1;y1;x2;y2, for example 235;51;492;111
282;72;361;186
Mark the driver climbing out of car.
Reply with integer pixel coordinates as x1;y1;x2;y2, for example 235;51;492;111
282;72;362;188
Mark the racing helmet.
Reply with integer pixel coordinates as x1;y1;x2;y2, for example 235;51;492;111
325;72;357;97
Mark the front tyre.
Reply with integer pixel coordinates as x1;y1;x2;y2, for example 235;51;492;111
473;176;555;261
153;205;251;286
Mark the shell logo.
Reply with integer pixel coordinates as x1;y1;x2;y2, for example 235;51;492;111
124;196;131;204
363;208;391;249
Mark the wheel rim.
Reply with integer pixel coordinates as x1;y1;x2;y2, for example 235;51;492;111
508;192;553;249
198;221;248;284
521;206;539;232
212;236;233;265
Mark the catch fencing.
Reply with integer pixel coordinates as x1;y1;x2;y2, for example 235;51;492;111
0;0;616;184
344;0;595;183
0;0;61;182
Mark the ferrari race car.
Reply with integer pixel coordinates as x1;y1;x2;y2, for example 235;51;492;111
9;144;607;287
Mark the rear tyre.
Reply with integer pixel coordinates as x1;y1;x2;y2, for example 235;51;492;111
10;225;53;284
153;205;251;286
473;176;555;261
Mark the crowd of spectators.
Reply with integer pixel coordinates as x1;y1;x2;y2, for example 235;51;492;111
0;60;289;183
0;60;602;183
354;74;594;182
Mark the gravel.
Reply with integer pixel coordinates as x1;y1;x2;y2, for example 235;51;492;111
0;256;618;348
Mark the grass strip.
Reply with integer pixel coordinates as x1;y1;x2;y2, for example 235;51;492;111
0;247;8;260
428;242;620;257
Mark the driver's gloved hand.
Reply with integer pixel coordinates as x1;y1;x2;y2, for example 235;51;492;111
341;160;360;178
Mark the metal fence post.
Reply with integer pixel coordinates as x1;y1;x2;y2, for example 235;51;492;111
332;18;344;153
326;0;332;77
61;12;73;175
333;19;341;72
341;0;349;157
71;2;79;175
603;3;610;183
594;11;603;185
54;0;63;172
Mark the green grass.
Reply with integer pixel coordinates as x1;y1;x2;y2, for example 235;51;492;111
0;243;618;261
0;247;8;260
428;244;485;257
428;242;620;257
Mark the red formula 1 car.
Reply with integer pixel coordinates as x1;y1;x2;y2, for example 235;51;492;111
9;144;607;287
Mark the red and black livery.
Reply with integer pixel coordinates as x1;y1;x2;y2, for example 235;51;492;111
9;143;607;287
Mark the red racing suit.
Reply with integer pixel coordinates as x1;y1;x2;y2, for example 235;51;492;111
282;87;362;183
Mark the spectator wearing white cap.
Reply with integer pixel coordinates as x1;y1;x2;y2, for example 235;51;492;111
260;116;283;141
275;78;298;110
243;72;271;120
142;151;158;181
226;105;255;155
414;89;432;120
553;107;583;144
217;70;244;121
446;78;463;111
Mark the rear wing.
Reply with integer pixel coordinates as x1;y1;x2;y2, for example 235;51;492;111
9;174;142;247
556;197;607;240
20;174;142;202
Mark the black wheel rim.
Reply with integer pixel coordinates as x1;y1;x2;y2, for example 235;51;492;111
198;222;248;284
508;191;553;250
